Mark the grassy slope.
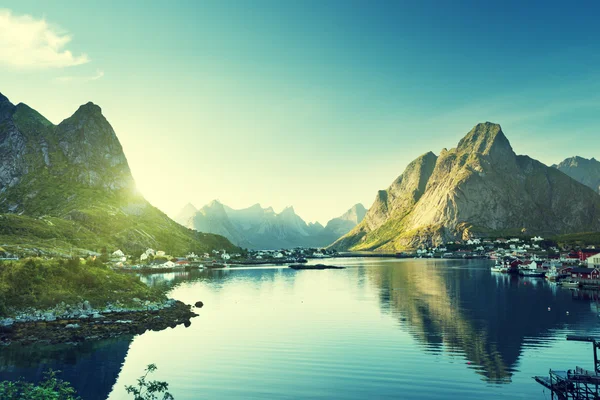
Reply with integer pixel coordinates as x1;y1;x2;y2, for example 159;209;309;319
0;160;237;256
0;258;164;316
550;232;600;247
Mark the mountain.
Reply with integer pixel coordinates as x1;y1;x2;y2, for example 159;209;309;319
190;200;252;248
174;202;198;226
0;92;237;256
183;201;366;249
553;156;600;194
323;203;367;237
332;122;600;252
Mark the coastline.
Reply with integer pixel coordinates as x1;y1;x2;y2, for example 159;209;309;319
0;300;197;346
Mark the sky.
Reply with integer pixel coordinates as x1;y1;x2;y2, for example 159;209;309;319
1;0;599;224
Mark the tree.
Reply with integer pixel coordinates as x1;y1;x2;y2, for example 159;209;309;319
0;370;81;400
125;364;174;400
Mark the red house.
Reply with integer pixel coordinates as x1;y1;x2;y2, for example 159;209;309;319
579;249;600;261
560;266;574;275
570;267;600;280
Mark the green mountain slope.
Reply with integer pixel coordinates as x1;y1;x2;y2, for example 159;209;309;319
0;92;236;256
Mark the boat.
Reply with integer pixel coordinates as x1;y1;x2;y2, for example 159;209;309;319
520;270;546;277
559;280;581;288
206;261;228;269
518;260;545;277
545;265;562;281
491;260;505;272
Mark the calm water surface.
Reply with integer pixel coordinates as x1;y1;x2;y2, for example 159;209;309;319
2;258;600;399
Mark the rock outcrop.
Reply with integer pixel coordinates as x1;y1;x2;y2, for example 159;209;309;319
332;122;600;251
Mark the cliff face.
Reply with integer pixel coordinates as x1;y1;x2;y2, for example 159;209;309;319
554;156;600;194
333;122;600;251
0;97;135;215
0;92;237;255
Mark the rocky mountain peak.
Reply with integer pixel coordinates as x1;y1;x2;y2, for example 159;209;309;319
206;199;224;209
332;123;600;252
457;122;513;156
0;92;15;121
73;101;103;117
340;203;367;224
280;206;296;215
554;156;600;194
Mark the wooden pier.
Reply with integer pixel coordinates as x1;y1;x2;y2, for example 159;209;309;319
534;336;600;399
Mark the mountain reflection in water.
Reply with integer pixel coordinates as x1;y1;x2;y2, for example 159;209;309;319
370;259;600;383
0;336;133;400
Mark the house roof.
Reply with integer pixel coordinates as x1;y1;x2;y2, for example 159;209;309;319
571;267;598;274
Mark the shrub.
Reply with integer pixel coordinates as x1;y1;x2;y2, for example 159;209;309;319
125;364;174;400
0;370;81;400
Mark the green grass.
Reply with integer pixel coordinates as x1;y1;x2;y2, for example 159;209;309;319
551;232;600;247
0;258;165;317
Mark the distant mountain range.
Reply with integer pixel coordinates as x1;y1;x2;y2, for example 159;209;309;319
176;202;366;249
332;122;600;252
553;156;600;194
0;92;237;256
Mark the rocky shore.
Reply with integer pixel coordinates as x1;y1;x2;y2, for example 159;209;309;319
0;299;198;346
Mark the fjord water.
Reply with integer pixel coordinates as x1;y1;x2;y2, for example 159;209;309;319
3;258;600;399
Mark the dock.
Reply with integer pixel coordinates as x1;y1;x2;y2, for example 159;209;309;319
534;336;600;399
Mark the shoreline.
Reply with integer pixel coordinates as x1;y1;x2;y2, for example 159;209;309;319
0;300;198;346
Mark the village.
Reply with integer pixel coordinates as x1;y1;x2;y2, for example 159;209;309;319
3;235;600;286
407;236;600;288
102;246;337;271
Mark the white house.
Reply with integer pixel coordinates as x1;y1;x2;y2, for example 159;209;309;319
140;253;149;261
531;236;544;242
588;254;600;268
112;249;125;257
274;252;284;259
144;248;155;256
186;252;198;260
221;252;231;260
156;250;166;257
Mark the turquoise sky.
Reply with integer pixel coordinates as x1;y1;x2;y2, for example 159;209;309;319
1;1;599;223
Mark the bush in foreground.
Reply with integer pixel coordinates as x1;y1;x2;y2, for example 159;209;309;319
0;370;81;400
0;364;173;399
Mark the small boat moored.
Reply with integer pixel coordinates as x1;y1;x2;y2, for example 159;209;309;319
289;264;345;270
559;280;581;288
